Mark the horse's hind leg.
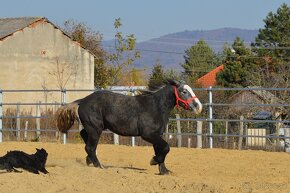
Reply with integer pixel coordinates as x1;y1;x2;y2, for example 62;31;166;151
142;135;170;175
80;129;88;143
83;126;103;168
80;129;92;165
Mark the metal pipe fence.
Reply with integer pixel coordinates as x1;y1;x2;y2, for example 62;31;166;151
0;87;289;152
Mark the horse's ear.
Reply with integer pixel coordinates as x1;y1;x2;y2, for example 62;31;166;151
166;79;180;87
180;80;185;85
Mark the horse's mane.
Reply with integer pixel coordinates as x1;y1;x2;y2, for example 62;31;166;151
137;79;177;96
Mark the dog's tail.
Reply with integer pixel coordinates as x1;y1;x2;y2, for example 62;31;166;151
55;101;80;133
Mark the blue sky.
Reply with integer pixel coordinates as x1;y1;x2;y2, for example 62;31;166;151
0;0;287;41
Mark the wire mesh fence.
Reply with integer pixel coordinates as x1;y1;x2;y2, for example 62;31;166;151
0;87;289;152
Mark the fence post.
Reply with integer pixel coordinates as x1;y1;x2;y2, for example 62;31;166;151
225;121;228;148
187;121;191;148
24;121;28;140
238;116;244;150
54;101;59;139
197;121;203;148
0;90;2;143
208;86;213;148
61;89;67;144
188;137;192;148
165;124;169;141
176;114;182;148
16;104;21;140
113;133;119;145
131;89;135;147
284;128;290;153
36;102;41;138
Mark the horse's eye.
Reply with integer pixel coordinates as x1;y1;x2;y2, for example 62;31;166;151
182;90;187;94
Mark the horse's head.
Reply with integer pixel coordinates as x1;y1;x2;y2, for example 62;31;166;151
170;80;202;114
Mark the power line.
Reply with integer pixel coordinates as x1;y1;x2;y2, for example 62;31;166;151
103;38;290;49
102;32;290;46
103;45;290;60
137;40;290;50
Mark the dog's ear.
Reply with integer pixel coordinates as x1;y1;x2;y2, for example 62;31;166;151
36;148;40;151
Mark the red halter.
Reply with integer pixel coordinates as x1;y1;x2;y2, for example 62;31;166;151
174;86;197;110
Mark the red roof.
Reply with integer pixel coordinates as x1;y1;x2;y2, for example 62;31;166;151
197;64;224;88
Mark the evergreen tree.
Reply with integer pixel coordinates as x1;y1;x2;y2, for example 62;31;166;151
181;40;218;82
217;37;256;87
251;3;290;88
148;63;166;89
148;63;179;89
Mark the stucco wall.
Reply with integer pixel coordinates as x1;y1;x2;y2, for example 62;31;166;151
0;20;94;109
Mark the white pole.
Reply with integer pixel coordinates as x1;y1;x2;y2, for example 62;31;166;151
225;121;228;148
36;102;41;138
62;89;67;144
131;89;135;147
24;121;28;140
285;128;290;153
176;114;182;148
238;116;244;150
197;121;203;148
208;86;213;148
16;104;20;141
113;133;119;145
0;90;2;143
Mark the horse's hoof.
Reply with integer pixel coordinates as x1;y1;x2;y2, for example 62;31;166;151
86;156;92;166
158;163;171;175
93;163;104;169
159;168;172;175
150;158;158;165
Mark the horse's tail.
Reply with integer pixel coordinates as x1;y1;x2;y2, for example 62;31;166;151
55;101;80;133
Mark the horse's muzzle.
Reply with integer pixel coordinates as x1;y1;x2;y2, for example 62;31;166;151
189;100;202;114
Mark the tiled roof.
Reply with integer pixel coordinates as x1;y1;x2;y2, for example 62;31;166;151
247;86;284;104
197;64;224;88
0;17;44;40
0;17;96;57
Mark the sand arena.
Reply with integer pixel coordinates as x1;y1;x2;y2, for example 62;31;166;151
0;142;290;193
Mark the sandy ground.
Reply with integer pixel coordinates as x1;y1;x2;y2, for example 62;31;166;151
0;142;290;193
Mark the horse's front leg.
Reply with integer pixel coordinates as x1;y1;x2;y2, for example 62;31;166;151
143;134;171;175
150;145;171;175
151;141;171;175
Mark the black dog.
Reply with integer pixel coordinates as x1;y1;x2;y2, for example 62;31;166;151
0;148;48;174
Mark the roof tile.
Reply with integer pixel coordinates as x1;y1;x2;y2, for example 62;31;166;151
197;64;224;87
0;17;44;40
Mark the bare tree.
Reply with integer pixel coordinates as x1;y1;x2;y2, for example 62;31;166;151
49;56;79;90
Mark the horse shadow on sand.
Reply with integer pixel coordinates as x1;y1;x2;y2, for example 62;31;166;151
75;158;147;174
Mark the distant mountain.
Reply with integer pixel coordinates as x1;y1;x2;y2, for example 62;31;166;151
102;28;259;72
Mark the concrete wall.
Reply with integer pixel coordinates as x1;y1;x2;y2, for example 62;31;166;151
0;20;94;109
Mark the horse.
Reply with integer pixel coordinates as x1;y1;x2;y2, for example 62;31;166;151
55;79;202;175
